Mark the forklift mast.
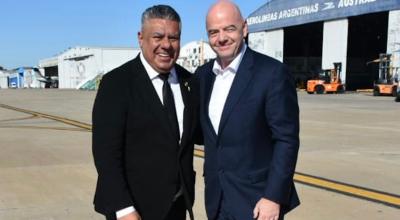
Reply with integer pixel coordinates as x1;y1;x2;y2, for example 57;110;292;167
378;53;392;83
332;62;342;83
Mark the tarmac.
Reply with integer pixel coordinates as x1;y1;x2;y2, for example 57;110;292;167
0;89;399;220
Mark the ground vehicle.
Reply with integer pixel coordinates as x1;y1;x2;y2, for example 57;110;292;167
33;68;59;88
371;54;398;97
306;62;345;94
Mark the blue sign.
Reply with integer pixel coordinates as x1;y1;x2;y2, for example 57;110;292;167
247;0;400;33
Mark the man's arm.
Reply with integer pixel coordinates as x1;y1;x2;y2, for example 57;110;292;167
92;74;134;214
262;64;300;205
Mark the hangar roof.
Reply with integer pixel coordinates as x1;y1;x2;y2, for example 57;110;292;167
247;0;400;33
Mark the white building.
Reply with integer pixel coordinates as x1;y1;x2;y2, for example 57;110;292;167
0;67;46;89
0;69;9;89
177;41;216;73
247;0;400;90
39;46;140;89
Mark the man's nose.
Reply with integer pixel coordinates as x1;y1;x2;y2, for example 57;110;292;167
218;32;228;43
160;38;172;49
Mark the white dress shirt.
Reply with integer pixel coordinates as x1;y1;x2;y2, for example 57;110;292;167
209;44;247;134
116;53;184;218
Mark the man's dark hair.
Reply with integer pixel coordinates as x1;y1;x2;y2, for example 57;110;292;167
141;5;181;28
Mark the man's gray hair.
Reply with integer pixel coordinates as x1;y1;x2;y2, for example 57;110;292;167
141;5;181;27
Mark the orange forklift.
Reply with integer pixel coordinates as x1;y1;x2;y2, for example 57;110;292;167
307;62;345;94
371;53;398;97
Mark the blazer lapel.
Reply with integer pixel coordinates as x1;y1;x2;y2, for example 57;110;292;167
131;57;176;142
217;49;255;135
203;68;218;138
178;71;192;149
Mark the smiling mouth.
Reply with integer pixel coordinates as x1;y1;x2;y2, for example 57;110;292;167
218;45;232;51
157;53;173;60
158;53;170;57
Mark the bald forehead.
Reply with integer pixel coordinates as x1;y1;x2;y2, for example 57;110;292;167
206;0;243;22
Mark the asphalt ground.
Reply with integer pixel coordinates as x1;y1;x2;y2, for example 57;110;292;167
0;89;399;220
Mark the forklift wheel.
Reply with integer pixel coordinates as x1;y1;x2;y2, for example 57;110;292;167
337;85;345;94
315;85;324;94
392;87;398;97
373;87;380;96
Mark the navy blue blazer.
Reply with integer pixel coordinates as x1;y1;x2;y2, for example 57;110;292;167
197;48;300;220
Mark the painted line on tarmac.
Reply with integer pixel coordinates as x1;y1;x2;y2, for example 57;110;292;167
1;103;399;208
294;172;400;208
0;125;87;132
193;149;400;209
0;104;92;131
194;148;205;157
0;115;38;122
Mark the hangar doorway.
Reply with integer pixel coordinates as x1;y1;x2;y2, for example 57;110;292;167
284;22;323;89
44;66;58;78
346;12;388;90
43;66;59;88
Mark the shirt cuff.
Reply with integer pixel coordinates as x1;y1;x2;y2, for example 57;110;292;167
116;206;135;219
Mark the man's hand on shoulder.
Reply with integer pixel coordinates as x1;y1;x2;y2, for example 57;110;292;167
253;198;280;220
117;211;141;220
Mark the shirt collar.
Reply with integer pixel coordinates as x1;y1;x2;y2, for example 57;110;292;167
140;52;178;83
212;43;247;76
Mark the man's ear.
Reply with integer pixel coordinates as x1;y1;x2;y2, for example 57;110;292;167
243;21;249;38
138;31;143;47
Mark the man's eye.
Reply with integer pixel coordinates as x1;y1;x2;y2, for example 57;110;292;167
208;31;218;36
169;36;180;41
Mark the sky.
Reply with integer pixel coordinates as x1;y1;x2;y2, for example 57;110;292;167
0;0;267;69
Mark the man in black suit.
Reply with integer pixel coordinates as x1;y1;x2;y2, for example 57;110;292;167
196;1;300;220
92;5;199;220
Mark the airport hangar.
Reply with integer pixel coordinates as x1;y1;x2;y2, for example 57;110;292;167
246;0;400;90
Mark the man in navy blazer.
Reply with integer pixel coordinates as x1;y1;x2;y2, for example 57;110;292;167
196;1;300;219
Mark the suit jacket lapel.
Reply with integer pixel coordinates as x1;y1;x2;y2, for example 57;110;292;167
203;68;218;138
131;57;176;142
218;49;254;135
178;71;192;149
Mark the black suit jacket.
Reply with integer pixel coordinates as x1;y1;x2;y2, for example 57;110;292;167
197;48;300;220
92;55;199;220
